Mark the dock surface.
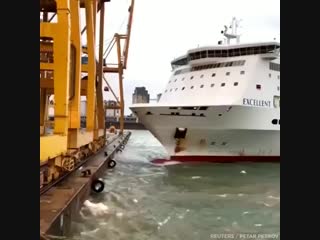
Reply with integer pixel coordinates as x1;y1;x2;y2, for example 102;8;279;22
40;132;131;238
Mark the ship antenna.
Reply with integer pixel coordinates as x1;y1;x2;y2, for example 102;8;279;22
221;17;242;45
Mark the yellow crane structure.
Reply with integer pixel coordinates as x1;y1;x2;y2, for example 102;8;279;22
40;0;134;188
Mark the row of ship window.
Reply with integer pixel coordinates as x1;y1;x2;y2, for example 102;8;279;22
188;45;278;60
170;71;245;82
174;60;246;75
170;71;280;83
164;84;280;93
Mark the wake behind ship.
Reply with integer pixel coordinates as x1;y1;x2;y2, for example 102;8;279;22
130;18;280;163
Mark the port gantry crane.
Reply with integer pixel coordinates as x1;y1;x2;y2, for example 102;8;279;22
40;0;134;188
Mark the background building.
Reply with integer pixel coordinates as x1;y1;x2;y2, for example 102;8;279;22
105;100;120;117
132;87;150;104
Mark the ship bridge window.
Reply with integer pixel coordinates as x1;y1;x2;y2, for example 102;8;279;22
222;50;228;57
169;107;178;109
191;51;201;60
171;57;188;68
270;62;280;72
235;49;241;57
188;45;278;60
253;47;260;54
146;112;153;115
174;60;246;76
240;48;247;55
201;51;207;58
182;106;197;110
199;106;208;110
215;50;222;57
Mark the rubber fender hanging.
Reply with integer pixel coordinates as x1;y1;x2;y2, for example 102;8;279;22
108;159;117;168
91;178;105;193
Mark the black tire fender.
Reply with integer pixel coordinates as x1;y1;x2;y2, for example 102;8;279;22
91;178;105;193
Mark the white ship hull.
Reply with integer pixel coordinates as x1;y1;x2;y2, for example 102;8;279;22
131;105;280;163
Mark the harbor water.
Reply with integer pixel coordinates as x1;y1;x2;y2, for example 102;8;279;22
67;130;280;240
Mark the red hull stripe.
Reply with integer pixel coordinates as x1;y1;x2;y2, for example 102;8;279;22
151;155;280;164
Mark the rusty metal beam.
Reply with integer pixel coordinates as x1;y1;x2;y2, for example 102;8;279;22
116;34;124;134
97;1;105;129
123;0;134;69
103;36;116;58
103;67;119;73
40;78;87;91
43;12;48;22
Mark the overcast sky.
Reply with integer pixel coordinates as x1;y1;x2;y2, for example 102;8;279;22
83;0;280;115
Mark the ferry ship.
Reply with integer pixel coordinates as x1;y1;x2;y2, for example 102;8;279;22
130;18;280;163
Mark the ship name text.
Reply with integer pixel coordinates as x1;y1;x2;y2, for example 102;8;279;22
243;98;271;107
